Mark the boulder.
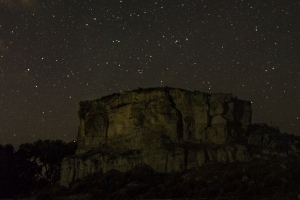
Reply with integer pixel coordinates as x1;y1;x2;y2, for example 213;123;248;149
60;87;252;187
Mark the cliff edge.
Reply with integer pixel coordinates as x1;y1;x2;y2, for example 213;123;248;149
60;87;254;187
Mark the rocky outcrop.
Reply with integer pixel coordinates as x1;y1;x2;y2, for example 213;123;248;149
60;87;253;187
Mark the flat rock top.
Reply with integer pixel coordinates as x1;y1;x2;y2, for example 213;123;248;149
79;87;235;106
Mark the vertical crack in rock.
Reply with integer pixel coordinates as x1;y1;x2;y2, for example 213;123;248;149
105;114;109;141
164;88;183;142
71;161;76;185
184;145;188;170
184;116;193;139
165;154;168;173
233;100;246;122
203;146;210;162
206;96;212;128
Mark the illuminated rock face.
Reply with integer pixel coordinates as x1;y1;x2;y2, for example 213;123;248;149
60;87;252;187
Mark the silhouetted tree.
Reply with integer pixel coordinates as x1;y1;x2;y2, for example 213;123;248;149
4;144;15;154
0;144;19;198
0;140;77;198
17;140;77;185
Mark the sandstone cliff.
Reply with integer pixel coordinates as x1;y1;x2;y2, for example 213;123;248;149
60;87;254;187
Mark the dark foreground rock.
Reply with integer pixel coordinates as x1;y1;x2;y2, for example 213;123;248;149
40;123;300;199
38;159;300;199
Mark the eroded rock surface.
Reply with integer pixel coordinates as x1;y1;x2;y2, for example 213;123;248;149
61;87;253;187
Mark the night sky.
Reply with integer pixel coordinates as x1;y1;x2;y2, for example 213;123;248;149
1;0;299;147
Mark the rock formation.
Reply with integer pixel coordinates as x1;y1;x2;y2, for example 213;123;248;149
60;87;253;187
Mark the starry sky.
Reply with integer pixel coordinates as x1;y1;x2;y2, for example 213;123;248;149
1;0;299;147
